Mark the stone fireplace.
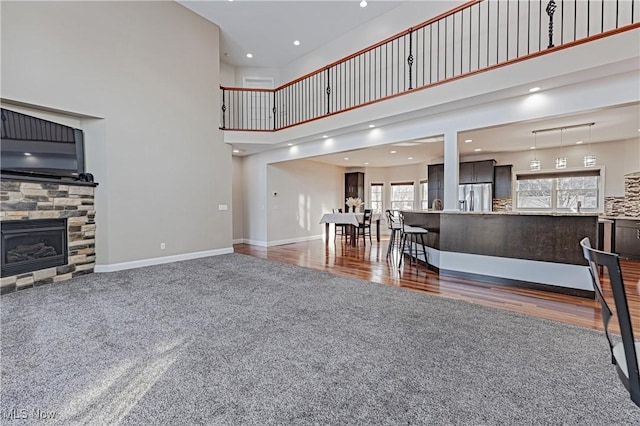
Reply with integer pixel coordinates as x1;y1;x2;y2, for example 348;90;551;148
0;180;96;294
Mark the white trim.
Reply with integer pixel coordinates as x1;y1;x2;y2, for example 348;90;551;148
242;239;268;247
242;76;274;89
267;234;324;247
232;238;245;244
94;247;234;273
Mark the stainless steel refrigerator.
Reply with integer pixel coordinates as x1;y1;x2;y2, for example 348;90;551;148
458;183;492;212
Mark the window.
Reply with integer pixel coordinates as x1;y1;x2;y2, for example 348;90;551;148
515;170;600;211
370;183;383;214
420;180;429;210
390;182;415;211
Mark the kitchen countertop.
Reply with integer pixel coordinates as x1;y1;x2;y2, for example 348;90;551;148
599;216;640;220
416;210;599;217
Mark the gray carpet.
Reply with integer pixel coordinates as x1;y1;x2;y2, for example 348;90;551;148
1;253;638;425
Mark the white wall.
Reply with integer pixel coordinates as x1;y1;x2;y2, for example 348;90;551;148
1;1;231;266
266;160;343;244
232;156;245;242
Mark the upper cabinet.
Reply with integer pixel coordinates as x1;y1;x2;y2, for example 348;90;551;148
494;165;513;198
344;172;364;211
459;160;496;184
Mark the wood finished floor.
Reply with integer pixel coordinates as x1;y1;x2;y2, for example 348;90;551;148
234;237;640;333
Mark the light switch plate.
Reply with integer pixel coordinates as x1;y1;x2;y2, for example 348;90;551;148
218;204;228;211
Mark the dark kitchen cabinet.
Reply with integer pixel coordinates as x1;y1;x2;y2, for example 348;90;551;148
614;219;640;260
344;172;364;211
459;160;496;184
493;165;513;198
427;164;444;207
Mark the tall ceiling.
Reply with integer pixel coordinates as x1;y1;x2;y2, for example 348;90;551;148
178;1;406;68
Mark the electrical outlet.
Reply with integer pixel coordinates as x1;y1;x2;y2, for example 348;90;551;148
160;243;166;250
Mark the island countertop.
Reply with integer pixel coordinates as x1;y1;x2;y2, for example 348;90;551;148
416;209;599;217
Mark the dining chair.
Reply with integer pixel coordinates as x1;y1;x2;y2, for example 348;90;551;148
356;209;372;245
333;208;347;242
398;211;429;270
580;237;640;407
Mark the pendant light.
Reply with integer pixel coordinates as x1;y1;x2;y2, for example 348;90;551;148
555;128;567;169
583;123;596;167
530;131;541;171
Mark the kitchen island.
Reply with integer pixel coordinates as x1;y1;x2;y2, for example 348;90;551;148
402;211;598;297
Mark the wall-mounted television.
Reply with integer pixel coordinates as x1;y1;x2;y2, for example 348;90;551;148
1;108;86;180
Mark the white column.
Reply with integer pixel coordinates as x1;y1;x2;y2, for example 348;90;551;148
443;130;459;211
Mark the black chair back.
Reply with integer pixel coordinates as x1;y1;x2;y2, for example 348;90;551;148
363;209;372;224
581;237;640;407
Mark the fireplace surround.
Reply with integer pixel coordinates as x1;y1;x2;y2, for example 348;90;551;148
0;178;96;294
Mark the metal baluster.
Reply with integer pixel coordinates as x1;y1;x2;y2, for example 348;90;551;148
546;0;557;48
408;29;414;90
574;0;577;41
325;68;330;115
221;87;226;129
272;91;276;130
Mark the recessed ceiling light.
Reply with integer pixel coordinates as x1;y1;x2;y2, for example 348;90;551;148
293;40;300;46
322;135;328;138
360;0;368;8
576;141;583;144
246;53;253;58
390;150;397;154
474;148;482;152
344;157;349;160
529;87;541;93
368;124;375;128
464;139;473;143
364;162;369;165
287;143;293;146
408;157;414;160
232;149;240;153
24;152;32;156
530;146;536;150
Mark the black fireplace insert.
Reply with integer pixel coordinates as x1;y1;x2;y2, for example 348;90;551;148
1;219;68;277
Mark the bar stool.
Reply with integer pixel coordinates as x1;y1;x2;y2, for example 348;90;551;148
385;210;402;259
398;211;429;269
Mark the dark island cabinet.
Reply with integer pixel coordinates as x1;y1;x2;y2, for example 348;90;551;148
344;172;364;211
614;219;640;260
459;160;496;184
493;165;513;198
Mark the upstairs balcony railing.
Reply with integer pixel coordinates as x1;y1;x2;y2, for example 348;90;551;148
220;0;640;132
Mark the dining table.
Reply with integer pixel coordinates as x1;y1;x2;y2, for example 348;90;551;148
319;212;381;246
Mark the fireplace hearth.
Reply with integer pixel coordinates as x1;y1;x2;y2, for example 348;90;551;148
1;219;68;277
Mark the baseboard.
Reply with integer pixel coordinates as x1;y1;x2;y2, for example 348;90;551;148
94;247;234;273
233;235;324;247
242;239;268;247
267;234;324;247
